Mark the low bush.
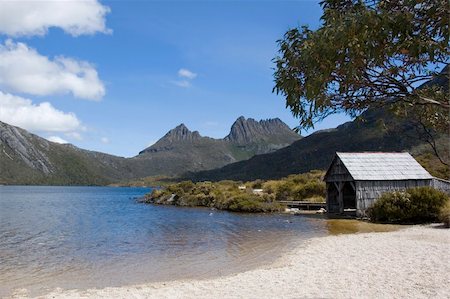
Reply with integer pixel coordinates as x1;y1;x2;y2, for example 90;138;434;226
407;187;448;222
265;171;326;201
226;194;281;213
368;187;449;224
439;200;450;228
144;170;325;213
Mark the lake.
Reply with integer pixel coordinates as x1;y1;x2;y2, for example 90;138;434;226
0;186;332;297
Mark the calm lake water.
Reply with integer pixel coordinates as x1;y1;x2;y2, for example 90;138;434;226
0;186;342;297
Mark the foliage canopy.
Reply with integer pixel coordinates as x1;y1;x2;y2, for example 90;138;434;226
273;0;449;132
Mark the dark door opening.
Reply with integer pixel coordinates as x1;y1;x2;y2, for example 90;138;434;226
342;181;356;210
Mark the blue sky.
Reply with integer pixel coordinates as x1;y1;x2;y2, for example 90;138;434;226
0;0;351;157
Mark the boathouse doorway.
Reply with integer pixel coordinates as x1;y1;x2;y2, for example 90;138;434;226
326;181;356;213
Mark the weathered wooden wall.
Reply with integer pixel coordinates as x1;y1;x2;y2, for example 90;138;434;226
326;183;340;213
432;178;450;194
355;179;433;217
324;157;353;182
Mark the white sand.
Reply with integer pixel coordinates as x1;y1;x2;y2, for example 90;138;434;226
15;225;450;299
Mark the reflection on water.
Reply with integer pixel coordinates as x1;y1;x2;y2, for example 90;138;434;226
325;219;402;235
0;186;399;297
0;186;327;297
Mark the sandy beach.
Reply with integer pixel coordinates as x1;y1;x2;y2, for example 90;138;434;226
11;225;450;299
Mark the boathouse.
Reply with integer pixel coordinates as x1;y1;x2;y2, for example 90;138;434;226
324;152;450;217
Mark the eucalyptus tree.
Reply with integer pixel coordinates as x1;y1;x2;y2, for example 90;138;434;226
273;0;448;163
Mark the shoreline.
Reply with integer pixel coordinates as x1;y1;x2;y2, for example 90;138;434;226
12;225;449;299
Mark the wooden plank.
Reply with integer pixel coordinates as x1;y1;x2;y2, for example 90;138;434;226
338;181;344;213
279;201;326;210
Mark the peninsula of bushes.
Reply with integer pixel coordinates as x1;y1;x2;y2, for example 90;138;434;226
142;170;326;213
141;170;450;227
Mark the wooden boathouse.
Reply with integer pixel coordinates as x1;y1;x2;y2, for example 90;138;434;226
324;152;450;217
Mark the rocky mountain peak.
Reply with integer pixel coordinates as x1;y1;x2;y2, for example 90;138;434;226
138;116;300;156
138;123;202;154
164;123;201;142
224;116;299;144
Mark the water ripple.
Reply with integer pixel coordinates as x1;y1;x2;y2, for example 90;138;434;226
0;186;328;297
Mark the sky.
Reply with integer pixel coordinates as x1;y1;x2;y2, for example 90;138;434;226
0;0;351;157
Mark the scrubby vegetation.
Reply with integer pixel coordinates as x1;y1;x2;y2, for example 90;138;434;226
368;187;449;224
144;180;283;213
412;136;449;180
439;200;450;228
113;175;177;187
142;170;326;213
262;170;325;202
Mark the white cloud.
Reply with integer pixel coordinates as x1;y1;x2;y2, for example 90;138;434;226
47;136;69;144
178;68;197;79
101;137;109;144
0;40;105;100
0;0;111;37
172;80;191;88
172;68;197;88
0;91;82;133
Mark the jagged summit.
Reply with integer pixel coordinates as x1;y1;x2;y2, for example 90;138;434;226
138;123;203;155
162;123;201;142
138;116;300;156
224;116;299;144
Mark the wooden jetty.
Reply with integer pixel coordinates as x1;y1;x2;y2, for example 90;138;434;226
279;201;326;210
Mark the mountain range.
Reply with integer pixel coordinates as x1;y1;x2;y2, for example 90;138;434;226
0;116;300;185
187;108;449;181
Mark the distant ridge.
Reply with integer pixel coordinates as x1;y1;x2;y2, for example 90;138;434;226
0;116;300;185
225;116;298;144
134;116;301;176
0;121;134;185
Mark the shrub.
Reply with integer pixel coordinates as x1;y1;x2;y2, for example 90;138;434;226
177;180;195;192
150;188;164;198
367;191;412;223
182;193;215;207
251;179;264;189
226;193;281;213
407;187;448;222
275;181;296;200
262;180;280;194
439;200;450;228
295;180;326;199
368;187;449;224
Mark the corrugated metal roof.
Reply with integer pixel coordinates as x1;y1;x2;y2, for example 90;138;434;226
336;152;433;181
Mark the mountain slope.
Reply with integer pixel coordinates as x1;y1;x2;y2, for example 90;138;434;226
0;121;135;185
132;117;301;177
0;116;300;185
132;124;238;176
